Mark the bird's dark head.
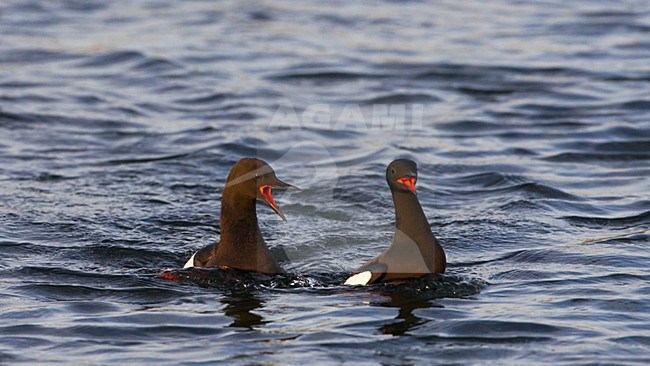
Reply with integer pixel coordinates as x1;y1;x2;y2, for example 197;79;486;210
225;158;300;221
386;159;418;194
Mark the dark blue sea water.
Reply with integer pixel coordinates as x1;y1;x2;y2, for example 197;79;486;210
1;0;649;364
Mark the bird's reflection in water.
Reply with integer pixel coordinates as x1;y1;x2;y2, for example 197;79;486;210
376;293;442;336
220;291;269;329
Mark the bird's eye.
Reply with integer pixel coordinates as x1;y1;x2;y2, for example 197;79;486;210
391;168;395;174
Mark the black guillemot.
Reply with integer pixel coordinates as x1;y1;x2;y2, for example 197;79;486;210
183;158;299;274
344;159;446;285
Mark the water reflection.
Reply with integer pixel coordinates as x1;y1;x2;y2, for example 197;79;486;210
376;293;442;336
220;291;269;329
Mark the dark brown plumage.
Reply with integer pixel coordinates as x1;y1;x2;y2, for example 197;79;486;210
183;158;299;274
344;159;446;285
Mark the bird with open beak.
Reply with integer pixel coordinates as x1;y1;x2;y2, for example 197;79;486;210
344;159;446;285
183;158;300;274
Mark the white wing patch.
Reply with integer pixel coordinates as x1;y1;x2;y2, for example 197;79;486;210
183;252;196;269
344;271;372;286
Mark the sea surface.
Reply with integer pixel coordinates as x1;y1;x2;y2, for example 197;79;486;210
1;0;649;364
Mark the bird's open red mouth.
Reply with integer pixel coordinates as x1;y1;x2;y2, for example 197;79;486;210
259;184;286;220
259;185;278;210
397;176;417;193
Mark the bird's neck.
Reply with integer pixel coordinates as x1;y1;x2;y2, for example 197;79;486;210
218;191;262;249
392;190;433;243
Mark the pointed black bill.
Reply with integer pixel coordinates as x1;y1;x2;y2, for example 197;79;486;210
270;177;301;192
258;177;300;221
